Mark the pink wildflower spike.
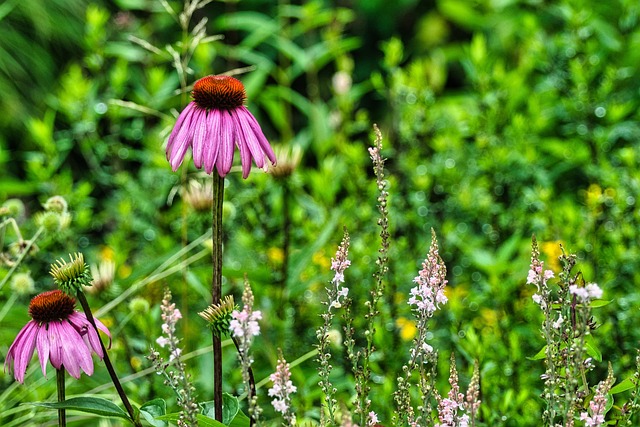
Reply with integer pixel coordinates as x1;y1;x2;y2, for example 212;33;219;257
268;351;297;425
4;290;111;383
165;75;276;178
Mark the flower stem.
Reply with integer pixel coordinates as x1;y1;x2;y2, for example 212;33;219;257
212;173;225;421
56;367;66;427
76;292;141;427
232;337;257;427
0;226;43;292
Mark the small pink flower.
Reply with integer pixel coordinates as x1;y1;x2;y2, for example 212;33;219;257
166;75;276;178
4;290;111;383
409;234;448;318
229;308;262;338
367;411;380;426
268;352;297;424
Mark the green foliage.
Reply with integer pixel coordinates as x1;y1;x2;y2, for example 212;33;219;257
1;0;640;426
30;396;131;421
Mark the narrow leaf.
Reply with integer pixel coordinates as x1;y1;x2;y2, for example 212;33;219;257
29;397;130;421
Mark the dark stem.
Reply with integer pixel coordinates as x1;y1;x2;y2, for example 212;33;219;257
212;173;225;421
56;367;66;427
76;292;141;427
282;179;291;290
232;337;257;427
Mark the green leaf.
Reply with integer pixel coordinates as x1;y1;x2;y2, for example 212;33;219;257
197;394;241;425
585;336;603;363
528;345;547;361
222;394;240;425
288;208;340;297
197;415;227;427
588;299;612;308
140;398;167;427
199;401;215;420
29;397;130;421
228;408;251;427
610;378;636;394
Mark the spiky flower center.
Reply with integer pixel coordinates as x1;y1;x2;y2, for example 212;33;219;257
199;295;236;336
192;75;246;110
50;252;92;294
29;290;76;323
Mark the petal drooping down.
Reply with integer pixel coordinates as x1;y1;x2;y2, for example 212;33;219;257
166;75;276;179
4;290;111;383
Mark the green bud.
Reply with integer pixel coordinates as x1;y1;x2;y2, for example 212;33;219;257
199;295;236;337
50;252;93;294
36;211;63;234
2;199;25;218
10;272;35;296
43;196;68;213
129;297;150;315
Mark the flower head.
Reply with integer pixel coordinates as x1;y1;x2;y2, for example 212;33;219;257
580;365;615;427
268;350;297;425
4;290;111;383
408;229;448;318
166;75;276;178
570;282;603;303
86;260;116;295
329;230;351;309
199;295;235;337
50;253;92;294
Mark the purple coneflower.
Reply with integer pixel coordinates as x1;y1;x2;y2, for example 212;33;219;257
166;75;276;178
5;289;111;383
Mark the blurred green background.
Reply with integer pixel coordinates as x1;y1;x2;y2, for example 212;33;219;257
1;0;639;425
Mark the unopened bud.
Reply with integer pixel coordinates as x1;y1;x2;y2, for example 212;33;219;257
10;271;35;296
43;196;68;213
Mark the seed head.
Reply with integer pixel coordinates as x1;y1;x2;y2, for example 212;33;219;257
192;75;246;110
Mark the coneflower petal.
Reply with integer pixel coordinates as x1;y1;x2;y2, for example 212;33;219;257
230;110;254;179
205;109;223;175
169;108;198;171
217;110;236;176
235;108;266;169
5;321;39;383
192;108;209;169
36;325;51;378
47;322;63;370
166;102;196;158
241;106;276;165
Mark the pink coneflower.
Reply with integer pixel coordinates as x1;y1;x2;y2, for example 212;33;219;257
4;290;111;383
166;75;277;178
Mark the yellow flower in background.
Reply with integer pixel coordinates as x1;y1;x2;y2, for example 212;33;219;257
130;356;143;371
480;308;498;327
312;250;331;270
99;245;115;261
118;264;132;279
267;247;284;265
396;317;417;341
541;240;563;272
445;284;469;314
474;308;499;331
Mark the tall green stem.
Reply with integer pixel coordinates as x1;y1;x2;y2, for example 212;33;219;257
0;226;43;292
212;173;225;421
76;293;141;427
56;368;66;427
